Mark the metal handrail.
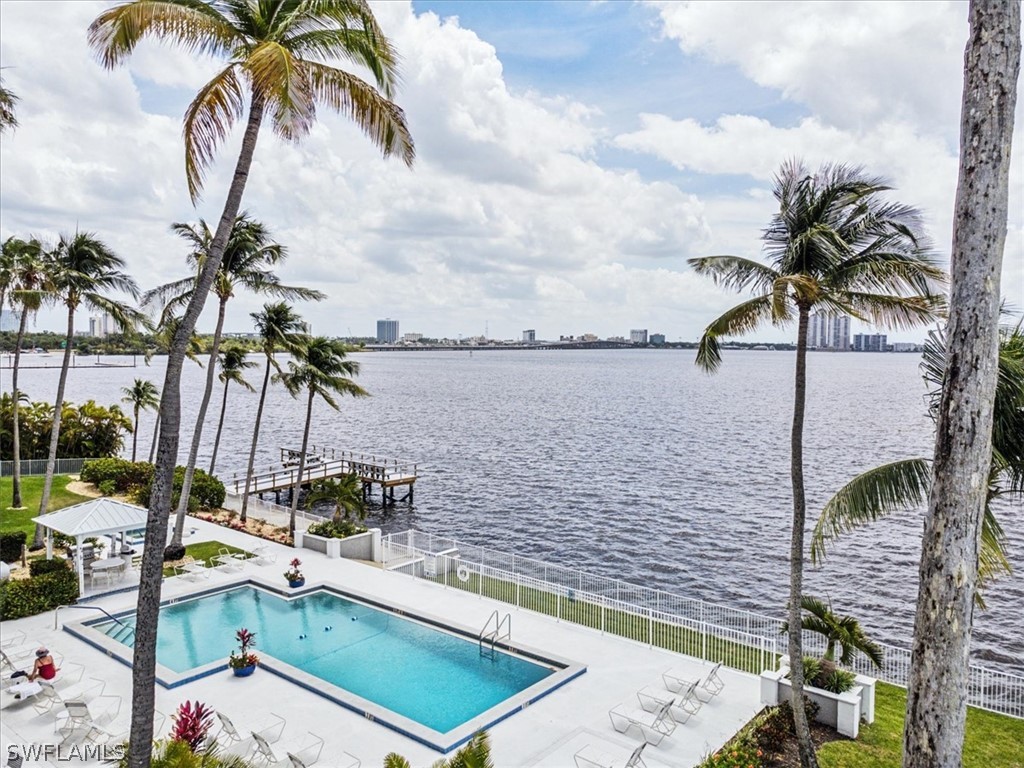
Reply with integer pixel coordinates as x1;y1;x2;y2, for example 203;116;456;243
54;604;134;636
478;610;511;657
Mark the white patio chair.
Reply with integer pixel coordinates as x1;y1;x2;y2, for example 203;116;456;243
249;546;278;566
1;629;26;648
55;695;121;744
638;681;701;722
288;748;358;768
573;742;646;768
211;711;285;755
102;709;167;757
663;661;724;702
32;675;103;717
251;729;323;767
174;556;211;581
608;698;676;746
213;548;246;573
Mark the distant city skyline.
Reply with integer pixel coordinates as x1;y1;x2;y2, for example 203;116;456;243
1;2;1020;343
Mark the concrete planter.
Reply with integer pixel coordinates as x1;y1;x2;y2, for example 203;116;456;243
760;664;876;739
294;529;381;561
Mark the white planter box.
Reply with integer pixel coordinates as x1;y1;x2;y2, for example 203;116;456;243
760;665;876;739
294;530;377;560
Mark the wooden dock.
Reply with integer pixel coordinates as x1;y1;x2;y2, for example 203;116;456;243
228;447;418;506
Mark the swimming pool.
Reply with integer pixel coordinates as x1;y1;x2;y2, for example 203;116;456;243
71;580;585;751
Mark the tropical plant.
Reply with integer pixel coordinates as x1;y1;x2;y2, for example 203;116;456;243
87;0;414;759
0;73;18;134
782;595;883;671
209;345;256;475
2;235;48;508
115;738;253;768
33;232;141;548
383;730;493;768
227;628;258;670
240;302;308;521
148;214;324;556
811;320;1024;605
170;701;214;754
305;474;365;523
689;159;945;768
904;4;1020;765
283;558;303;583
278;338;369;535
122;380;161;463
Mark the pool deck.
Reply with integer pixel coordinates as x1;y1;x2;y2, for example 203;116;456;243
1;519;763;767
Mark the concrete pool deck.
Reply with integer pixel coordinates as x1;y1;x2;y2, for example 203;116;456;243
1;519;763;767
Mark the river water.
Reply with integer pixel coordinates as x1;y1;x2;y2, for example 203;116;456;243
7;349;1022;675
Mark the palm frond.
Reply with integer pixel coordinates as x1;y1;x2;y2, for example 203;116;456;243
183;63;246;202
811;459;931;565
686;256;780;294
694;294;775;373
247;41;316;141
842;291;946;331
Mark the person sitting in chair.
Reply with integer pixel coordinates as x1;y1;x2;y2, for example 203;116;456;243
10;649;57;682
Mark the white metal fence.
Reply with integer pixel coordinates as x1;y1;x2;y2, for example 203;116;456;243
382;529;1024;719
0;457;94;477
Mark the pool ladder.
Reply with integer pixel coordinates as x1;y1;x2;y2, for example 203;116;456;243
479;610;511;659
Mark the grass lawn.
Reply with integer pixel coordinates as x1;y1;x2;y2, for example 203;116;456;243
0;475;92;538
161;540;251;577
818;681;1024;767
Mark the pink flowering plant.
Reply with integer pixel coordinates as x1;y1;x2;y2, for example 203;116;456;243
228;628;259;669
284;558;304;582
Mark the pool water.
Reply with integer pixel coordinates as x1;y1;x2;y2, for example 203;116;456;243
96;585;554;733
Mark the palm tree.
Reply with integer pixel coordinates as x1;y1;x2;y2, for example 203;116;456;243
0;73;18;134
208;345;256;475
146;214;324;557
241;302;308;521
783;595;883;669
811;320;1024;603
689;160;945;768
143;316;205;464
2;236;48;508
278;337;368;535
305;474;365;523
33;232;141;548
384;730;493;768
121;380;160;463
87;4;413;757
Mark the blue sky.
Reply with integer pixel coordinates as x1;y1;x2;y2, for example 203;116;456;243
0;1;1020;342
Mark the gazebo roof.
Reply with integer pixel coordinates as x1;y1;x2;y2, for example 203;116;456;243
32;498;149;538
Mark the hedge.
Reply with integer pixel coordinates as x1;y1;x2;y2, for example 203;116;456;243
0;562;79;620
1;531;27;563
80;460;225;510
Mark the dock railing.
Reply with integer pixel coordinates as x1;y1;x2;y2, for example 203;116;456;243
381;529;1024;719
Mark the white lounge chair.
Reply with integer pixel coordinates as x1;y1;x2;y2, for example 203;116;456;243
1;629;26;649
608;698;676;746
251;729;323;767
32;675;103;717
213;548;247;573
638;681;701;722
250;546;278;566
288;749;358;768
574;742;646;768
174;556;211;581
55;696;122;745
211;711;285;755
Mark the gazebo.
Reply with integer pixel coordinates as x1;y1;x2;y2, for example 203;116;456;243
32;498;149;593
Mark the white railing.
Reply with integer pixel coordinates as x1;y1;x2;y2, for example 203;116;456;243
0;457;96;477
381;529;1024;719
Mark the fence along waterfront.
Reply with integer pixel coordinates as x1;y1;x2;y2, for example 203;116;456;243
0;458;92;477
381;529;1024;720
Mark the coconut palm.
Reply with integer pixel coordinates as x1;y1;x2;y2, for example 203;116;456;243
782;595;883;669
146;214;324;557
143;316;205;464
241;302;308;521
121;380;160;463
208;345;256;475
689;160;946;768
0;74;18;134
305;473;365;523
33;232;141;548
278;338;368;535
2;236;48;508
812;318;1024;605
87;4;413;756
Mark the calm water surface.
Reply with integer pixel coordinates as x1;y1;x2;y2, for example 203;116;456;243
9;349;1022;674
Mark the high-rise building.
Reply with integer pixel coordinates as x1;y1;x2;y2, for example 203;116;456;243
376;318;399;343
88;313;114;338
522;329;536;343
650;333;666;346
808;313;850;350
0;309;21;332
830;315;850;351
853;333;888;352
630;329;648;344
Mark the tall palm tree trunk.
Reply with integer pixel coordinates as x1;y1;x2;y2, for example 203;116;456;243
129;96;265;768
788;306;818;768
32;305;76;547
289;388;315;535
168;298;227;554
903;2;1019;764
148;412;160;463
240;359;273;521
131;406;140;462
209;378;231;474
11;305;29;507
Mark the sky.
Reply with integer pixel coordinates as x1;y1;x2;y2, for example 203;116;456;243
0;0;1021;343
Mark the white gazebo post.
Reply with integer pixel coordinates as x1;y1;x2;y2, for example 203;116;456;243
75;534;85;595
46;529;53;560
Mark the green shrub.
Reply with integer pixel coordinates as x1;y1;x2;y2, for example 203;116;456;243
753;697;821;757
82;460;223;511
29;558;71;577
0;531;27;563
0;565;79;620
818;666;857;694
306;518;367;539
98;479;116;496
